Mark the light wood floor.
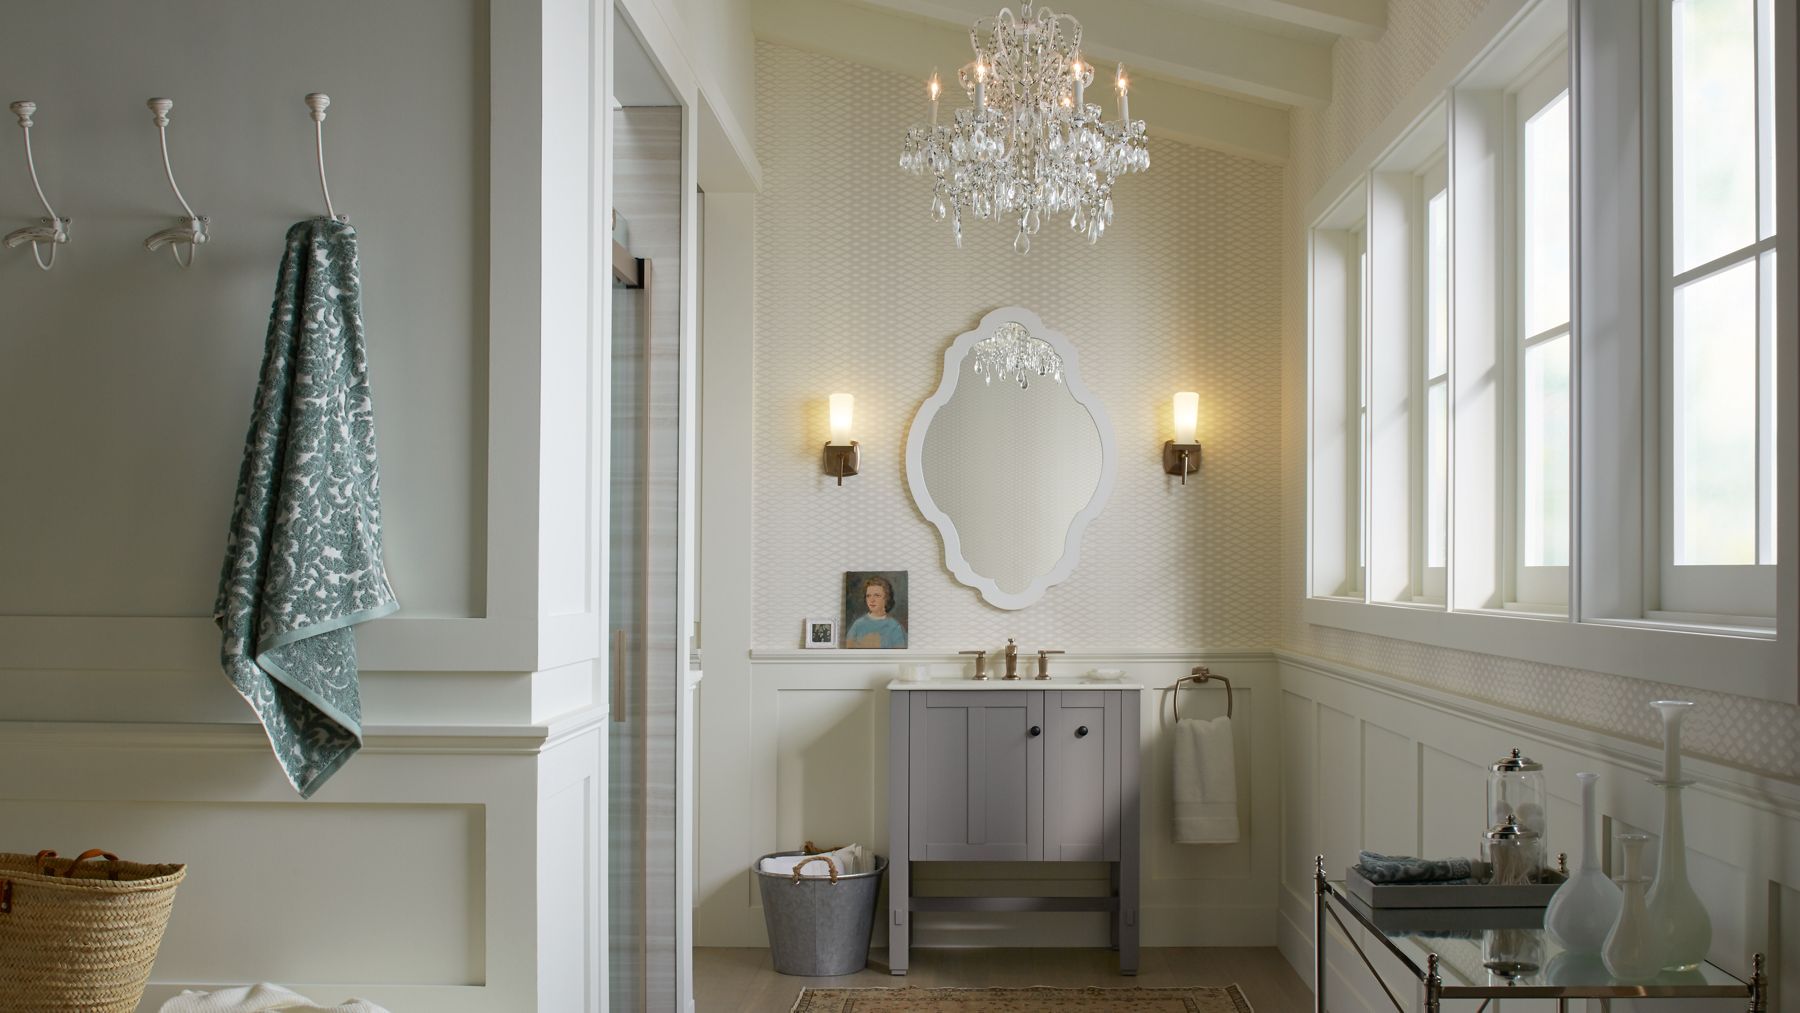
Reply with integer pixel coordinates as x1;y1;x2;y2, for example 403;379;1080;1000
694;947;1313;1012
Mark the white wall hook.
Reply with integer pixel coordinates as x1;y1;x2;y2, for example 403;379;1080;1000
305;93;348;223
143;97;209;268
6;100;71;271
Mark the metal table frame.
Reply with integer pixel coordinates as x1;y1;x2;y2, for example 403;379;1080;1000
1312;857;1768;1012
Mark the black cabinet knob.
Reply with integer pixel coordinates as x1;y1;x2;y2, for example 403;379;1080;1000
1029;725;1042;737
1076;725;1089;738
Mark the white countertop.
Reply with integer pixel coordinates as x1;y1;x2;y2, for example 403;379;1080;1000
887;677;1143;691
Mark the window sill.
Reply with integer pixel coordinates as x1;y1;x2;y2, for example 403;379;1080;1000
1301;596;1794;703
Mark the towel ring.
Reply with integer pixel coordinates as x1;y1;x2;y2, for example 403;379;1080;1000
1167;665;1232;721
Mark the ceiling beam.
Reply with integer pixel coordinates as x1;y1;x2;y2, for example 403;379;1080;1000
754;0;1290;161
839;0;1333;107
1195;0;1385;40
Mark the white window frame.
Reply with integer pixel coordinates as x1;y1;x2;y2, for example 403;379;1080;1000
1507;51;1573;611
1299;0;1798;704
1655;0;1779;619
1307;186;1371;602
1417;160;1451;604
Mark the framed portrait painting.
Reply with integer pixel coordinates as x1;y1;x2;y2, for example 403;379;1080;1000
843;571;908;649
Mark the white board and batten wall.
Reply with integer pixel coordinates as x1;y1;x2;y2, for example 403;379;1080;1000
0;1;647;1008
698;652;1279;949
1278;651;1800;1013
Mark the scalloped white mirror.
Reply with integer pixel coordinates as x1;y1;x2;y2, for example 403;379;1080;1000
905;307;1117;609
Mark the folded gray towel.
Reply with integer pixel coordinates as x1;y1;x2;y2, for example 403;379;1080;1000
1357;850;1475;884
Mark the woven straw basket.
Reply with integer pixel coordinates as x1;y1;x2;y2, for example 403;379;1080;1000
0;849;187;1013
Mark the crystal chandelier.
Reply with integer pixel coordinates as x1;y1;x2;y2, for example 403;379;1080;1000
898;2;1149;253
972;322;1064;388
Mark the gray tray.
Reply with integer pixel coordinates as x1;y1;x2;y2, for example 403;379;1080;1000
1347;865;1565;908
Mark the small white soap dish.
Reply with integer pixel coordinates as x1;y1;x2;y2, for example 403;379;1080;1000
1087;668;1125;681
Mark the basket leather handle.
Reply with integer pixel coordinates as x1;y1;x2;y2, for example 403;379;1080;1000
36;849;122;878
790;854;839;885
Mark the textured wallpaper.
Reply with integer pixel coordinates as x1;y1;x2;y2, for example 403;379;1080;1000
1276;0;1800;780
751;41;1284;652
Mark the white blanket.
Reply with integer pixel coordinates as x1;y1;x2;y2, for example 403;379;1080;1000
159;984;389;1013
1172;716;1240;844
759;843;873;877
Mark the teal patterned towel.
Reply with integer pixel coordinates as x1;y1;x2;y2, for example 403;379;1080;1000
214;218;398;799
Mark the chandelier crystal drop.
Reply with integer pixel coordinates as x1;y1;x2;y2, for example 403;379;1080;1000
971;322;1065;388
899;2;1149;253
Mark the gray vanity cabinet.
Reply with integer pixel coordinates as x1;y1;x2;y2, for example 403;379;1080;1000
888;683;1141;977
908;691;1044;861
1042;690;1121;861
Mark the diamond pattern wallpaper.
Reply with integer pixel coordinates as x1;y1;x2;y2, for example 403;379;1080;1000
751;41;1285;653
1276;0;1800;780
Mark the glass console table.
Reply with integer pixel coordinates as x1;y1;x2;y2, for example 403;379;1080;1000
1312;857;1768;1012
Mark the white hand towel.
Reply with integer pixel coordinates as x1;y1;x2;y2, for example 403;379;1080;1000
159;984;389;1012
1173;715;1240;844
759;843;871;877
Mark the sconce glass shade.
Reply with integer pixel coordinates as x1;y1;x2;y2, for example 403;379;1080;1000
829;393;855;444
1172;391;1199;444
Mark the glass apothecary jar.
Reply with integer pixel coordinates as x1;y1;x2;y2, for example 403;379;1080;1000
1488;747;1547;837
1484;813;1544;885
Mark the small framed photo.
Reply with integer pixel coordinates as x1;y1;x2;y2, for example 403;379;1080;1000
803;617;839;649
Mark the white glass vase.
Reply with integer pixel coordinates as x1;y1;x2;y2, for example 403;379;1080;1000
1645;781;1712;970
1644;700;1711;971
1544;772;1621;954
1602;833;1660;980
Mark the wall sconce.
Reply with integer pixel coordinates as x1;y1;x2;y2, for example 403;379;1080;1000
823;392;860;486
1163;391;1201;484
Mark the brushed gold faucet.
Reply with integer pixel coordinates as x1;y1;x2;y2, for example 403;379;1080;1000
959;648;989;680
1035;649;1064;679
1002;638;1020;679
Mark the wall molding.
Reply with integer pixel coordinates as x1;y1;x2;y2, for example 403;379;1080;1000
747;648;1277;665
1276;649;1800;807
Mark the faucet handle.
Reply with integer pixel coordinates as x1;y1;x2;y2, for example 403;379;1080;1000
1035;649;1064;679
958;649;989;680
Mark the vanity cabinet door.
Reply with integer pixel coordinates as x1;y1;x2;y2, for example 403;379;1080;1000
909;691;1044;861
1042;690;1121;861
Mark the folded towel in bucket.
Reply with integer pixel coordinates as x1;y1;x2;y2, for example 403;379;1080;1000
159;983;389;1012
760;843;872;877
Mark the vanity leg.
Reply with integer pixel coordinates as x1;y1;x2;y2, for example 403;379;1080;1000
1423;953;1442;1013
1748;953;1767;1012
1118;695;1140;975
1314;856;1327;1013
888;693;910;975
1109;863;1121;951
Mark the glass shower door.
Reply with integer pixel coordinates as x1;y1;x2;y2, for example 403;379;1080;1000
609;258;649;1011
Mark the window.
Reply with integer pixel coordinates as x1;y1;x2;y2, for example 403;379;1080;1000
1513;58;1571;609
1301;0;1795;701
1661;0;1778;618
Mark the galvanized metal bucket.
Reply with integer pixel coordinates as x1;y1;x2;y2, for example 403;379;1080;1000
753;850;887;976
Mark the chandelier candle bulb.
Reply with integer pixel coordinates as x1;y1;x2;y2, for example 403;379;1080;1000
1073;55;1085;108
928;71;941;124
1116;64;1129;123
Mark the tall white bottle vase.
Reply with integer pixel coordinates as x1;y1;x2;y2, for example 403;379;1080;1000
1644;782;1712;970
1602;833;1661;980
1544;772;1622;953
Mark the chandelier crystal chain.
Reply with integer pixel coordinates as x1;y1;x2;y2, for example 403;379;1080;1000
899;1;1149;253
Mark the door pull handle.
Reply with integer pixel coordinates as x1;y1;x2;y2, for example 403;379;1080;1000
1076;725;1089;738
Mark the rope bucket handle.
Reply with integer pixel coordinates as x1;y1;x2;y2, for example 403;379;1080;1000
789;854;839;885
35;849;124;879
